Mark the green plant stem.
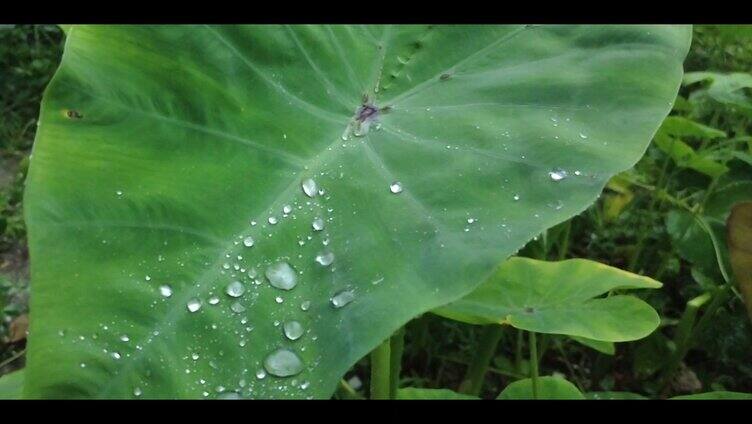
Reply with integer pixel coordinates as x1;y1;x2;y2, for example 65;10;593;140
370;338;391;400
459;324;504;395
529;331;539;399
389;327;405;399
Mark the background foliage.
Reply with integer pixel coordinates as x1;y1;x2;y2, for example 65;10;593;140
1;24;750;398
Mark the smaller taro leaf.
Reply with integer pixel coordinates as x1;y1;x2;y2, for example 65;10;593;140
666;181;752;282
671;391;752;400
396;387;479;400
653;117;728;179
585;391;647;400
665;210;727;281
433;257;661;342
684;72;752;115
497;376;584;400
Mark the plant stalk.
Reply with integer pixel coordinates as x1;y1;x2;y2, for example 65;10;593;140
529;331;539;399
389;327;406;399
459;324;504;395
370;338;391;399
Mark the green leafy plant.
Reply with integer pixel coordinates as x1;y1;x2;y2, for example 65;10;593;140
8;25;697;399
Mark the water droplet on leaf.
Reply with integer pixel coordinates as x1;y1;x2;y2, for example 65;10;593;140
265;262;297;290
187;298;202;313
226;281;245;298
331;289;355;308
283;321;304;341
263;349;304;377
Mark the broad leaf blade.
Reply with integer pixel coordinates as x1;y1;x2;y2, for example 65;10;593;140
671;391;752;400
24;25;690;398
497;376;584;400
434;258;662;342
0;370;24;400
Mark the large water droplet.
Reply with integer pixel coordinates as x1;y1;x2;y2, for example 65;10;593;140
312;218;325;231
389;182;403;194
226;281;245;298
159;285;173;298
187;298;202;313
133;387;142;397
548;169;568;182
283;321;304;341
263;349;304;377
330;289;355;308
302;178;318;198
268;216;278;225
315;251;335;267
243;236;254;247
265;261;297;290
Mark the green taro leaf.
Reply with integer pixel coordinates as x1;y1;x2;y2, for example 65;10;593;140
653;116;728;179
397;387;479;400
497;376;584;400
684;71;752;114
24;25;690;398
434;257;662;342
671;391;752;400
585;391;647;400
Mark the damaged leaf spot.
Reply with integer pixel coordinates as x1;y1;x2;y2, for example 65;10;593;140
65;109;83;119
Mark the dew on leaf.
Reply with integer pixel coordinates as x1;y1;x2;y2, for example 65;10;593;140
263;349;304;377
283;321;304;341
159;285;173;298
315;251;335;267
226;281;245;298
302;178;318;198
312;218;325;231
390;182;403;194
331;289;356;308
187;298;202;313
548;169;568;182
265;261;297;290
243;236;254;247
